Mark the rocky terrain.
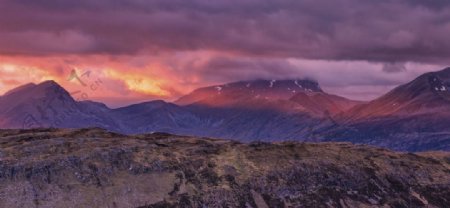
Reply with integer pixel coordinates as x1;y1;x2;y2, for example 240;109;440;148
0;128;449;208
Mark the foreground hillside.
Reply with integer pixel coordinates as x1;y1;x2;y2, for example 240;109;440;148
0;128;449;208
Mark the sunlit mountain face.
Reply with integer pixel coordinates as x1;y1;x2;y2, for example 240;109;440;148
1;0;450;151
1;0;450;108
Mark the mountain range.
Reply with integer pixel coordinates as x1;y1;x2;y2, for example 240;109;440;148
1;68;450;151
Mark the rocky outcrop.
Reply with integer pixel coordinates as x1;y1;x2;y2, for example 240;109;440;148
0;128;448;207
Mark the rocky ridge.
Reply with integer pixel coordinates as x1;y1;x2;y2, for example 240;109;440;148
0;128;448;207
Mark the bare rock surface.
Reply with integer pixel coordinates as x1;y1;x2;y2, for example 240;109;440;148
0;128;449;208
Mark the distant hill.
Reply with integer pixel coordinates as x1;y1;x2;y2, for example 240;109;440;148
0;80;118;129
322;67;450;151
1;69;450;151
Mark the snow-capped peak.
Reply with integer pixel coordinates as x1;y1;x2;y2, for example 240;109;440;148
294;80;303;88
434;85;447;92
269;80;276;88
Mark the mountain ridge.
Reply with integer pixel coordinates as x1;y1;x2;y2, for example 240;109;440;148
175;79;360;116
1;68;450;151
0;128;448;207
175;79;326;106
343;67;450;121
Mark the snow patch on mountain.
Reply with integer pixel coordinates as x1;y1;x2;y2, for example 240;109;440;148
294;80;303;88
432;84;447;92
269;80;276;88
215;86;223;94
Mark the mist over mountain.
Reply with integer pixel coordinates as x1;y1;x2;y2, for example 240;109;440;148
1;68;450;151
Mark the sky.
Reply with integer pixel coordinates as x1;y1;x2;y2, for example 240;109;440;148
0;0;449;107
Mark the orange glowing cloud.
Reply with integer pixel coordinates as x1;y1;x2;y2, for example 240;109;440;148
0;54;196;107
104;69;171;97
0;62;62;94
1;51;440;108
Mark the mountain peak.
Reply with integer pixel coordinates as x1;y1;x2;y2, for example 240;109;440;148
39;80;58;85
2;80;66;98
176;79;323;106
437;66;450;74
230;79;322;92
37;80;64;90
428;67;450;82
344;67;450;120
1;80;73;105
27;80;71;100
406;67;450;94
3;83;37;96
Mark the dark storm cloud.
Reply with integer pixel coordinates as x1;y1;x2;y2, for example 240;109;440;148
169;55;404;88
1;0;450;63
382;63;407;73
193;57;300;82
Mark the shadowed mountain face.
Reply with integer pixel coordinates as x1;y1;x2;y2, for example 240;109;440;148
2;69;450;151
111;86;346;141
321;67;450;152
344;67;450;120
0;128;448;208
0;81;118;130
0;79;359;143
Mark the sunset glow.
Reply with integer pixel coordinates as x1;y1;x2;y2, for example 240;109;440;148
105;69;171;97
0;0;449;107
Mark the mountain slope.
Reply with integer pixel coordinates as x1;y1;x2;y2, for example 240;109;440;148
1;70;450;152
175;80;322;106
0;80;348;143
111;79;358;142
322;67;450;151
111;99;335;142
290;91;361;116
175;79;323;107
177;79;360;115
0;128;448;207
0;81;118;129
344;67;450;120
112;100;204;135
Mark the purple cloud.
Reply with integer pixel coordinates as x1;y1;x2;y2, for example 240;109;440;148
0;0;449;64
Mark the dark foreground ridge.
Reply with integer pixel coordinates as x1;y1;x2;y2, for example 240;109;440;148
0;128;449;207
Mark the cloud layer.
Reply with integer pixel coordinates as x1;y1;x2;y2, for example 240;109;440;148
0;0;449;106
1;0;450;63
